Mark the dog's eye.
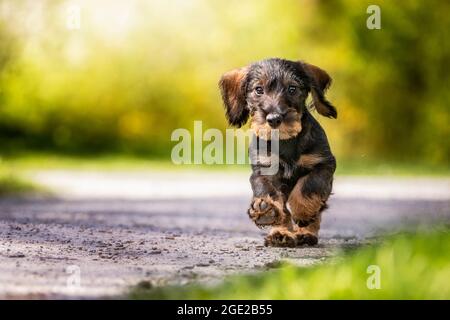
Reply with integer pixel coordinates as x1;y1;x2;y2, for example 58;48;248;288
288;86;297;94
255;86;264;95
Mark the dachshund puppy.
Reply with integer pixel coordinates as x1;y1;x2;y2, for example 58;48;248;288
219;58;337;247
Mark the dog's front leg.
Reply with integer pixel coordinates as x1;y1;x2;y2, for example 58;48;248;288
247;172;292;228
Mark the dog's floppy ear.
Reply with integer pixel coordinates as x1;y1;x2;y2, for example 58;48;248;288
219;66;249;127
302;62;337;119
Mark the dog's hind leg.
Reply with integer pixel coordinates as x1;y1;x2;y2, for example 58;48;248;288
264;213;322;247
286;164;334;246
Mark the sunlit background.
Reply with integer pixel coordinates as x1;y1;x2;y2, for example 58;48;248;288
0;1;449;300
0;0;448;167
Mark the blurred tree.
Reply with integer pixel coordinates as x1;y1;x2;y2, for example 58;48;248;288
310;0;450;164
0;0;448;165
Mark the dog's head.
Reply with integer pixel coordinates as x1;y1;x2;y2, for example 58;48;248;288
219;58;337;139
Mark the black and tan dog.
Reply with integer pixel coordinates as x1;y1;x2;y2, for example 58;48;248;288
219;58;337;247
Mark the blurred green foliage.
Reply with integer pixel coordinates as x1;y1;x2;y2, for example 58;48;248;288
0;166;41;195
0;0;448;165
130;228;450;299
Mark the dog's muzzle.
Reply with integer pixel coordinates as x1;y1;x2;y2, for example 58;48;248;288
266;113;283;128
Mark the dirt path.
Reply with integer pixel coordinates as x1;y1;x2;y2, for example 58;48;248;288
0;171;449;298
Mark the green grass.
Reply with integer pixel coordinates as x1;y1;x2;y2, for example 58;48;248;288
0;153;447;197
0;168;43;196
130;228;450;299
0;153;248;172
335;158;450;176
1;153;449;176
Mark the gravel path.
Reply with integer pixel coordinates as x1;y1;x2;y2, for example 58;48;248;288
0;171;449;298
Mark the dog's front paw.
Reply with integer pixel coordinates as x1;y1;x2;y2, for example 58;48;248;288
294;216;317;227
264;227;297;247
248;196;285;227
265;227;318;247
295;231;318;246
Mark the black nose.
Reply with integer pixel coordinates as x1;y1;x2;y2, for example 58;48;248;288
266;113;282;128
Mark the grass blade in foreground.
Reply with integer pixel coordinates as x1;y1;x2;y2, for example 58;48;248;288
130;229;450;299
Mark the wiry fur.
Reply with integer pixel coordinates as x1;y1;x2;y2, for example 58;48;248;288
219;58;337;247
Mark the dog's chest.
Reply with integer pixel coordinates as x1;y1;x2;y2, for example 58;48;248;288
249;136;306;180
278;140;301;179
279;139;299;162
